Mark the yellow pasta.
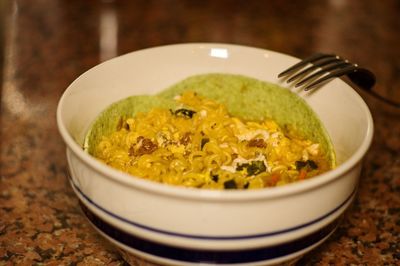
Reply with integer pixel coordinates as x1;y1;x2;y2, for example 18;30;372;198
94;91;331;189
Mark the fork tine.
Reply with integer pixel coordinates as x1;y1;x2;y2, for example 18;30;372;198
278;53;334;78
287;56;341;83
304;64;358;91
279;54;398;107
295;61;351;87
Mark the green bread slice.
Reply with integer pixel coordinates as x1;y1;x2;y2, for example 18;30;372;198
85;73;336;167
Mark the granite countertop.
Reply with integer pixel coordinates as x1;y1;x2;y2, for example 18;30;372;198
0;1;399;265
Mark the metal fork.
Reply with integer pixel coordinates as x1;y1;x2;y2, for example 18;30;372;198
278;53;399;108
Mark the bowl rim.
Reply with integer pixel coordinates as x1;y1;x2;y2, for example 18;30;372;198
56;42;374;201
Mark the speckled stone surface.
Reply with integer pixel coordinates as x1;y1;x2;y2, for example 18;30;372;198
0;0;399;265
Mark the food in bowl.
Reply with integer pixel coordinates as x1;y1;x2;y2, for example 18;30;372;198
85;73;335;189
57;43;373;266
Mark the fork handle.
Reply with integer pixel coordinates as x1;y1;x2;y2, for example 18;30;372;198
347;68;375;91
360;88;400;108
347;68;400;108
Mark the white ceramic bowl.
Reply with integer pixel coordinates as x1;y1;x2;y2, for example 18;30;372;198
57;43;373;266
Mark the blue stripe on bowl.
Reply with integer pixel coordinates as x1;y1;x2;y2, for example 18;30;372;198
80;202;340;264
69;175;355;241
